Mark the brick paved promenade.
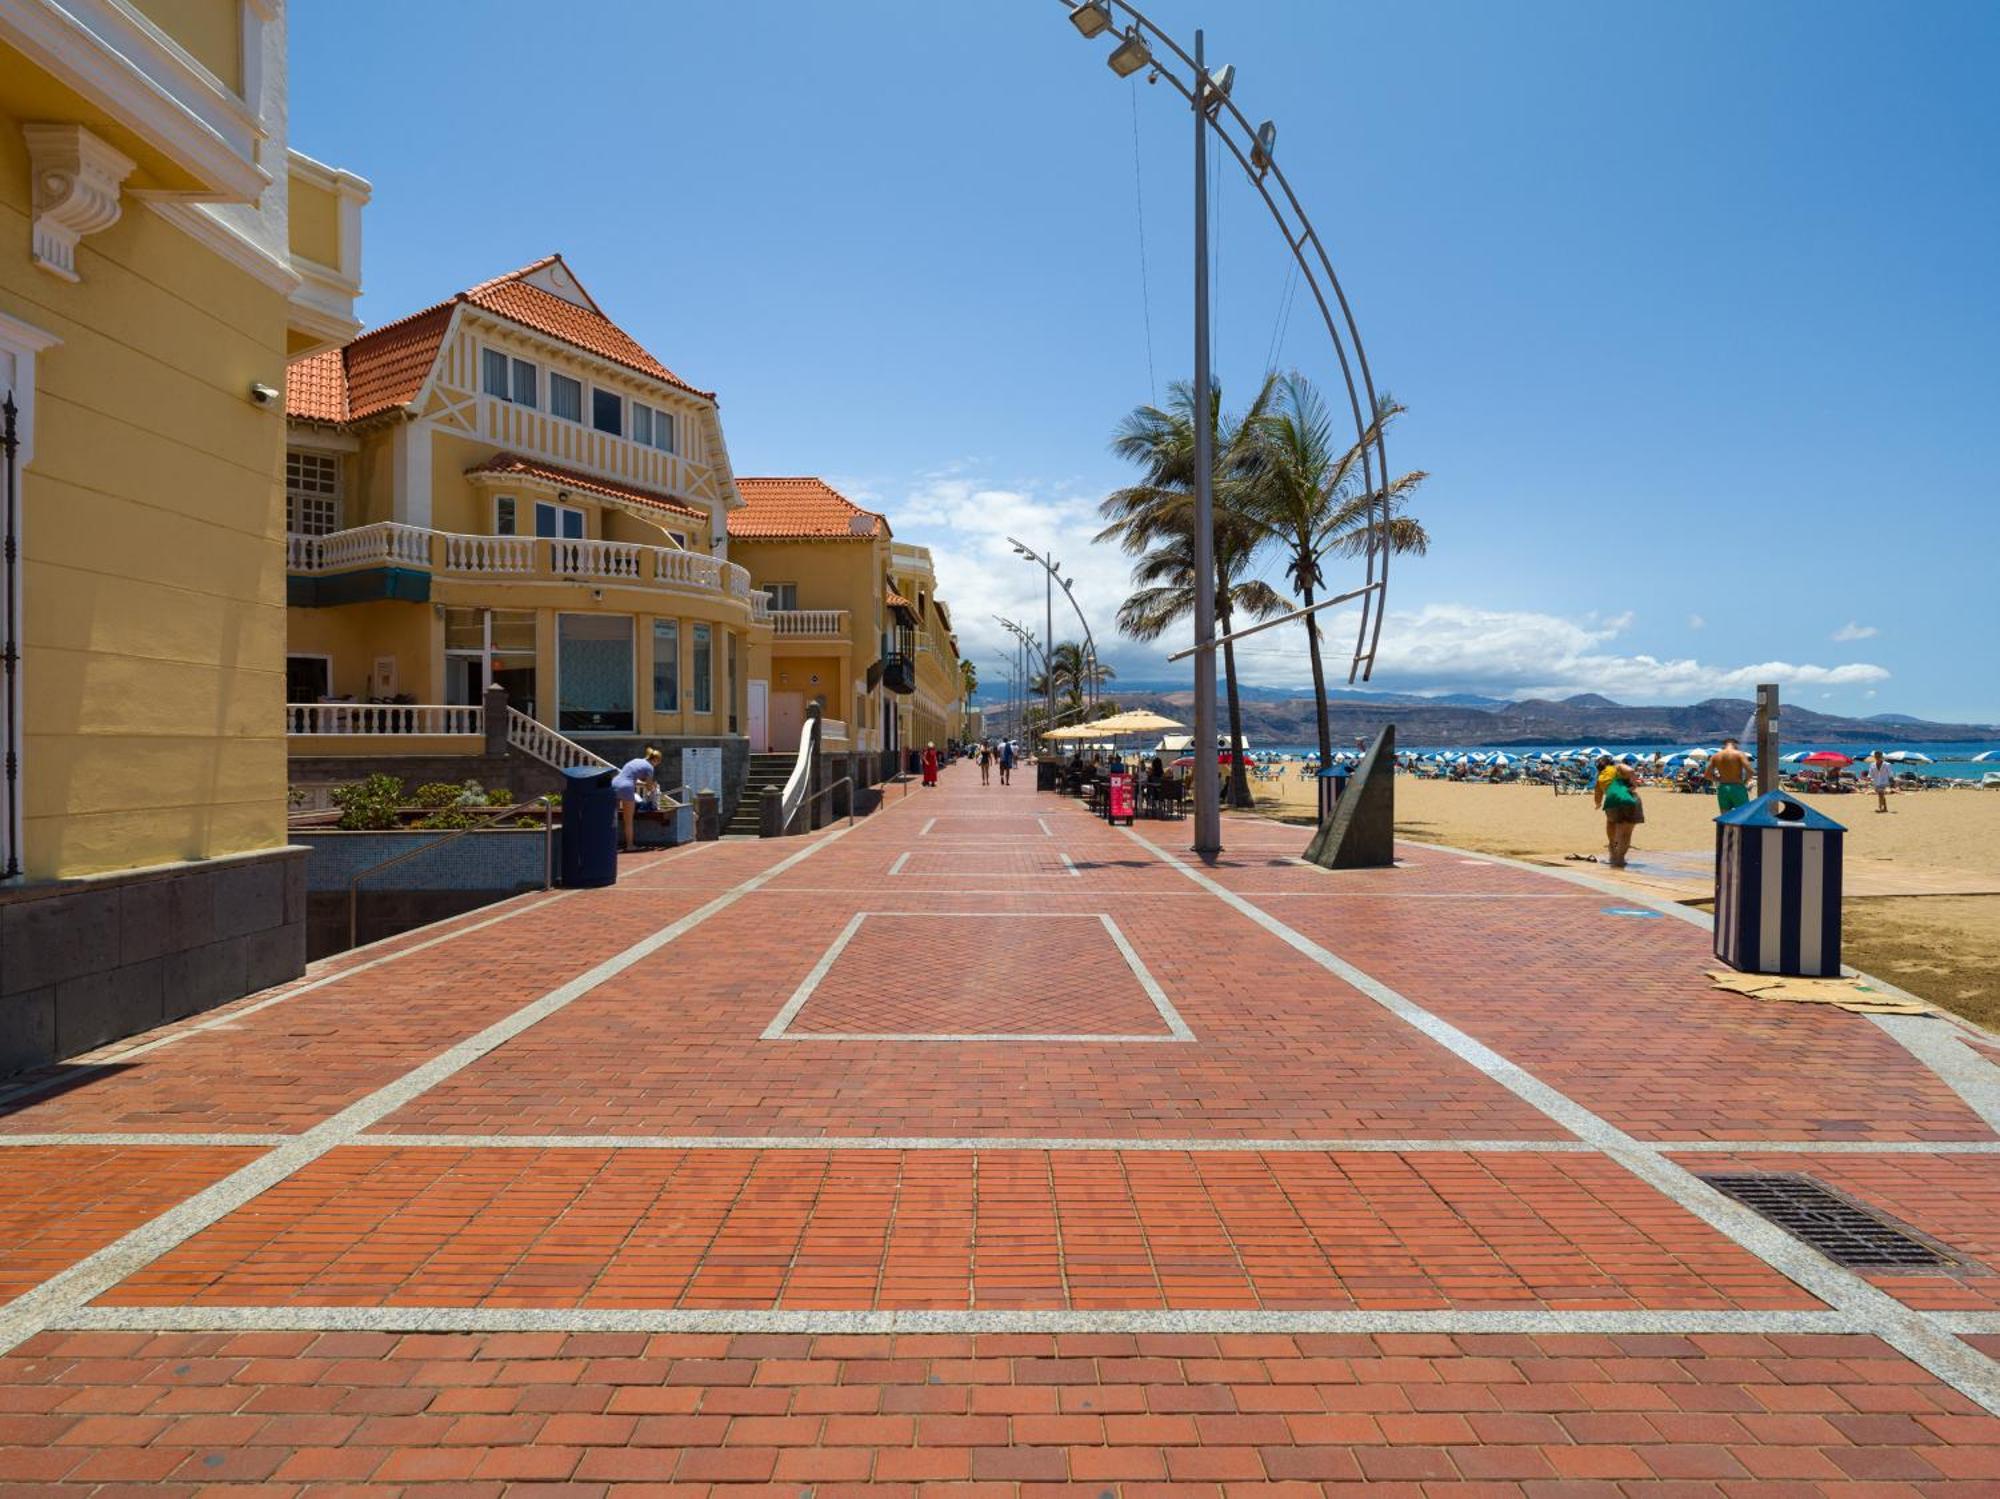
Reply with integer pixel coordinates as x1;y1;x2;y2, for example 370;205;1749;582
5;762;2000;1492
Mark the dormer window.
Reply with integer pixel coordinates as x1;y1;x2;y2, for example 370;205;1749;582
550;372;582;422
633;402;676;453
482;347;538;407
592;387;622;435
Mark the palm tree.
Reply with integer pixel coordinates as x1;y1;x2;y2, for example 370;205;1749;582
1244;375;1430;767
959;658;979;740
1100;377;1290;808
1033;641;1116;715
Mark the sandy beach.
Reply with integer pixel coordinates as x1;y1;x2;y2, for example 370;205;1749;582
1243;767;2000;1029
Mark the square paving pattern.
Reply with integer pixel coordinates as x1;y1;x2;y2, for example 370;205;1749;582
773;913;1182;1040
2;763;1999;1485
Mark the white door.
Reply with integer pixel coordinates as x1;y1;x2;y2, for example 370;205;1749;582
747;680;769;751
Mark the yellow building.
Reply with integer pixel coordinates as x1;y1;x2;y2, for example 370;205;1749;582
282;256;762;794
1;0;366;1071
727;480;962;777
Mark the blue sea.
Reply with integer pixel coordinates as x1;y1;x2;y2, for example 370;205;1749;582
1253;740;2000;780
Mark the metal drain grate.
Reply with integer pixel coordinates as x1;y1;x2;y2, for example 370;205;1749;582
1701;1173;1961;1269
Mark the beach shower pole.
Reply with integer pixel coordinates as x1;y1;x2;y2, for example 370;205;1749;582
1756;682;1779;796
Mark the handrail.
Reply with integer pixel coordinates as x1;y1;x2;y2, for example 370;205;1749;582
778;711;821;834
506;707;613;770
803;776;855;828
347;802;544;949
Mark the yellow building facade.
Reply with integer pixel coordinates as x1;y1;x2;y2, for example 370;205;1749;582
283;257;762;773
727;481;962;774
1;0;366;1071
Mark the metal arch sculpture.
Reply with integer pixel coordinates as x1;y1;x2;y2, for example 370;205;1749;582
1060;0;1394;683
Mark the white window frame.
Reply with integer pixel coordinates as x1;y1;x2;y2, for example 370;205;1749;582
691;621;713;715
555;611;637;734
549;371;583;423
510;357;538;408
285;447;343;536
653;407;676;453
285;652;335;704
632;402;652;447
767;582;800;611
481;346;510;400
652;617;679;713
533;500;585;539
591;385;623;437
494;495;518;535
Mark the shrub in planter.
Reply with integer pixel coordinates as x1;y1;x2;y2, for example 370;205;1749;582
484;787;515;806
414;804;482;831
332;773;405;831
411;782;465;808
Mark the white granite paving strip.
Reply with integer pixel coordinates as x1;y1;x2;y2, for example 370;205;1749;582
1125;824;2000;1414
51;1304;1864;1337
887;852;910;875
1059;854;1082;878
1100;913;1196;1041
0;824;854;1360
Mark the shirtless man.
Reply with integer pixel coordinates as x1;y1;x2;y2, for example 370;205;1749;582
1710;737;1753;813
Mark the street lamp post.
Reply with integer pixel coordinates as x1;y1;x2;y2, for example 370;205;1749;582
1057;0;1395;858
1009;538;1103;718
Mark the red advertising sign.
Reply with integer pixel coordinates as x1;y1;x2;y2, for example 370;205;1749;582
1107;772;1134;825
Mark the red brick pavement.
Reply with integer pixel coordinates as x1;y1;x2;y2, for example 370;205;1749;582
3;763;2000;1484
0;1147;261;1300
99;1146;1817;1312
4;1330;1998;1491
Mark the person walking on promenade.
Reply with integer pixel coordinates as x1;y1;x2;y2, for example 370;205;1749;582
612;747;662;853
999;740;1015;786
1869;749;1893;812
1594;756;1644;868
978;742;992;785
1710;736;1753;813
922;742;939;788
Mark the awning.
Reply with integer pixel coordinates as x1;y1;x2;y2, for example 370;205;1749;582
885;589;919;626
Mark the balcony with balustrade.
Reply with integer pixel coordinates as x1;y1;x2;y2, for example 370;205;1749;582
287;522;754;615
765;608;851;640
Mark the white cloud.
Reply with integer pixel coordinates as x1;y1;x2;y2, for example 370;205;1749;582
1688;613;1706;631
1225;602;1891;703
1832;621;1879;642
846;464;1893;709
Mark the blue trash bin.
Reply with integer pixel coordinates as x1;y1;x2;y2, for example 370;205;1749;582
559;763;619;888
1714;791;1844;976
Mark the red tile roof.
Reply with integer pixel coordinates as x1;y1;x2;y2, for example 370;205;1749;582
465;453;707;523
727;477;888;541
285;255;711;425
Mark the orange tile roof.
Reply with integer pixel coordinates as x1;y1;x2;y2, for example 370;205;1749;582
727;477;888;541
465;453;707;522
285;255;710;425
885;588;913;609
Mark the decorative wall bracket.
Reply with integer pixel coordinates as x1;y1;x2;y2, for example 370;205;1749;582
22;123;136;281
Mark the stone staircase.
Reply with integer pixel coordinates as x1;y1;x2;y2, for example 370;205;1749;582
724;753;798;837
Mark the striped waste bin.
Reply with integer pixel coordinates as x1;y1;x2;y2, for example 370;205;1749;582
1714;791;1845;976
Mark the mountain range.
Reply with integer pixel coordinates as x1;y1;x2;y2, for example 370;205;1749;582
973;689;1998;747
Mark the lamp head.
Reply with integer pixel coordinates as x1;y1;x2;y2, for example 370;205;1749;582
1251;119;1278;174
1107;26;1151;77
1067;0;1113;38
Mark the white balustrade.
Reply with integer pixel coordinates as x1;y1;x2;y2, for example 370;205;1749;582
287;703;482;736
549;537;645;580
821;718;850;747
443;533;536;575
749;589;773;623
769;609;849;637
506;707;613;770
653;547;723;591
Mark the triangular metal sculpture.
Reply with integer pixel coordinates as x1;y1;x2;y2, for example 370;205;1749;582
1303;723;1396;869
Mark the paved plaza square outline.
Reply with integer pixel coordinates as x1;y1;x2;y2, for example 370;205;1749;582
760;910;1195;1043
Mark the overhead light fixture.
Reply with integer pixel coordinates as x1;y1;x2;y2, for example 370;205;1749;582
1107;27;1151;77
1206;63;1236;108
1251;119;1277;175
1068;0;1113;38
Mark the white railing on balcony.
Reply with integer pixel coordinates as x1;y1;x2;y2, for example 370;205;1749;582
287;703;483;736
749;589;773;624
506;707;614;771
288;521;432;572
442;533;535;574
290;526;756;610
769;608;850;638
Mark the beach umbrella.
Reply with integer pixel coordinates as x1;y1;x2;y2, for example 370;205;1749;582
1801;751;1853;768
1883;750;1934;765
1973;750;2000;764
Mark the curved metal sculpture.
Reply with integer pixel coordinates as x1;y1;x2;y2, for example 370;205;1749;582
1059;0;1392;682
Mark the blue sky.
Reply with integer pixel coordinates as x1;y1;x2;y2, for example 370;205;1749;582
292;1;2000;722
